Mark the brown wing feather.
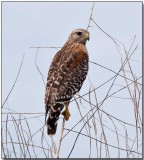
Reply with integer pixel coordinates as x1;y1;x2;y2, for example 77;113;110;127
57;50;89;101
45;50;64;105
45;42;89;106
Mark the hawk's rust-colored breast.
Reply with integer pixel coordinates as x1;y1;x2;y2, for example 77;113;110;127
64;42;88;73
45;42;89;106
71;51;88;68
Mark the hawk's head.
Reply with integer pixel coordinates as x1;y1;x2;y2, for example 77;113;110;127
68;29;90;45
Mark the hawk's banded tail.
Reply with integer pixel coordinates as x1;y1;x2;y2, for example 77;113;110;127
46;103;64;135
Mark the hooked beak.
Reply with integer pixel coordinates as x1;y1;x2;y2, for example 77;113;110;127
85;33;90;41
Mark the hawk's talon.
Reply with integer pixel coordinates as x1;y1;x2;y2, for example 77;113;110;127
62;104;71;121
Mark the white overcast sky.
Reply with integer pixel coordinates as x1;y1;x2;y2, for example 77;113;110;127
2;2;142;158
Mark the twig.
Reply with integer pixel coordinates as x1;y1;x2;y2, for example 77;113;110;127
89;60;141;85
56;118;65;158
35;48;46;86
30;46;61;49
2;112;44;114
2;53;25;107
87;2;95;30
64;128;142;155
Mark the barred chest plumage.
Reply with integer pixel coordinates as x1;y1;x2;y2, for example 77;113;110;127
51;42;89;104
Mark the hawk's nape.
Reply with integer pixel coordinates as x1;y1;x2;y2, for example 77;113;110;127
45;29;90;135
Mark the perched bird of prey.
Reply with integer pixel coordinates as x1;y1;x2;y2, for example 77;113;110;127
45;29;90;135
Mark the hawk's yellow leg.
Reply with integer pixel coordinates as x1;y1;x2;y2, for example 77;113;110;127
62;102;71;121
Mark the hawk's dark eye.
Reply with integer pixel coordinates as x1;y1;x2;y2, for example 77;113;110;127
77;32;82;36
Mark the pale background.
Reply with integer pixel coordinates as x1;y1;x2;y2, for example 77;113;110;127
2;2;142;158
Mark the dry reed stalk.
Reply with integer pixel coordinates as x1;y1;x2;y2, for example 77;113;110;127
56;118;65;158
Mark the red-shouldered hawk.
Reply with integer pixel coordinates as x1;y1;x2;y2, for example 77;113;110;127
45;29;89;135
